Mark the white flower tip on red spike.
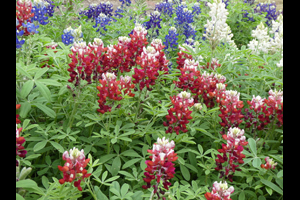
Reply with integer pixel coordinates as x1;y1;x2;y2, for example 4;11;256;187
194;103;203;111
216;83;226;90
102;72;116;82
62;151;69;160
159;152;166;161
178;91;191;100
93;38;103;46
118;36;131;44
151;39;162;46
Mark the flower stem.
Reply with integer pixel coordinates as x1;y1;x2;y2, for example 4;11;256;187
68;95;79;129
86;178;97;200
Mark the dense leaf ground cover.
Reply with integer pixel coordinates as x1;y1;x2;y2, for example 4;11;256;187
16;0;283;199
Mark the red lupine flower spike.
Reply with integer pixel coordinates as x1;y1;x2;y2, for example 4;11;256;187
58;147;91;191
142;137;177;198
215;127;247;181
205;181;234;200
261;156;277;170
163;91;194;135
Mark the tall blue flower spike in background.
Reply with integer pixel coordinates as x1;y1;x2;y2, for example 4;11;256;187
16;19;25;49
254;2;282;26
145;11;162;38
155;1;174;19
164;26;179;52
93;13;112;35
32;0;49;25
192;2;201;15
22;22;39;34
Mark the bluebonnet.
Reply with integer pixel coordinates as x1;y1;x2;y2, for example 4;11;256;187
61;28;74;46
44;0;55;17
185;38;194;46
222;0;229;8
16;19;25;49
80;2;114;21
97;2;114;18
119;0;131;7
93;13;112;35
22;22;39;34
202;27;206;41
242;10;255;22
192;2;201;15
254;2;282;26
145;11;162;37
32;0;49;25
243;0;255;6
167;61;173;73
16;29;25;49
79;4;98;21
183;24;196;40
174;4;194;27
154;1;174;18
164;27;179;51
114;6;125;19
61;26;83;46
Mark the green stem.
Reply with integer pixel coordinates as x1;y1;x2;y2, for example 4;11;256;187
68;98;79;129
258;118;275;154
86;178;97;200
135;88;143;122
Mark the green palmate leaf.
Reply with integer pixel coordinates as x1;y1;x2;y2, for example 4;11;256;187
244;190;257;199
239;191;245;200
21;80;34;99
19;102;31;118
140;159;147;171
277;170;283;178
258;196;266;200
180;165;190;181
252;157;262;168
34;67;48;80
99;154;116;164
265;186;273;196
198;144;203;155
95;186;109;200
49;141;64;153
34;140;48;152
248;138;257;156
121;183;130;197
16;179;38;188
105;176;120;183
121;149;142;158
111;157;121;176
111;138;117;144
122;158;141;169
35;81;52;102
16;64;32;79
102;171;108;182
37;79;62;86
41;176;49;189
33;103;56;118
25;154;41;160
22;119;30;129
16;193;25;200
275;178;283;189
118;171;135;179
260;179;283;195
